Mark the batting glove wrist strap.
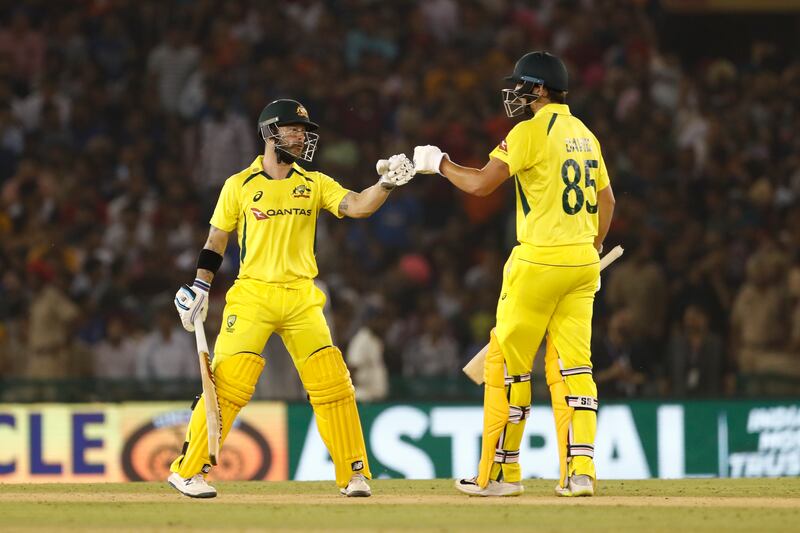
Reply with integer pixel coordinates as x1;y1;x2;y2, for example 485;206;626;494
192;278;211;293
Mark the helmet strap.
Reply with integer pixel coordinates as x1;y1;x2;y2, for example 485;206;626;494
275;146;297;164
262;123;317;164
262;123;295;164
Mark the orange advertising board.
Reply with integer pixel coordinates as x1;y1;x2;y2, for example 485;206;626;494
0;402;287;483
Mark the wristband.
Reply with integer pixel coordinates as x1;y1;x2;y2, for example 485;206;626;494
197;248;223;274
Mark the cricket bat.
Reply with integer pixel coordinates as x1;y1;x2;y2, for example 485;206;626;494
194;316;222;465
462;245;625;385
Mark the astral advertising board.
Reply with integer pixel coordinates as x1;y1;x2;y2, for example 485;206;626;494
288;401;800;480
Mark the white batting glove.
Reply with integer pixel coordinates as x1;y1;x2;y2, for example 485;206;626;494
174;278;209;332
377;154;415;189
376;158;393;189
376;158;390;176
413;145;447;175
388;153;415;185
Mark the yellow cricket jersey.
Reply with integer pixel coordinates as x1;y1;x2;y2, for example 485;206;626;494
490;103;610;263
210;156;350;285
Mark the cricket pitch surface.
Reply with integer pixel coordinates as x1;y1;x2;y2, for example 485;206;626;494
2;478;798;531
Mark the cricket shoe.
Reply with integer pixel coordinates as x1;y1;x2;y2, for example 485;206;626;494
555;474;595;497
455;477;524;497
168;472;217;498
340;473;371;497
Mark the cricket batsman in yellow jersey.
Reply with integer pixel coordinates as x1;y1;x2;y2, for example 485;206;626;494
414;52;615;497
168;99;415;498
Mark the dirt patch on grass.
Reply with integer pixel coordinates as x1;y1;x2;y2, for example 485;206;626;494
1;492;797;508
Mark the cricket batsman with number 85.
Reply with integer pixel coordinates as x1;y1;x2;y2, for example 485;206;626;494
169;98;415;498
413;51;615;497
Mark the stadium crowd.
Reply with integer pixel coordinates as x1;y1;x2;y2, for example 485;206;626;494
1;0;799;402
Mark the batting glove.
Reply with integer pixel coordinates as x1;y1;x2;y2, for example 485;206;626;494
413;145;448;175
377;154;415;189
174;278;210;332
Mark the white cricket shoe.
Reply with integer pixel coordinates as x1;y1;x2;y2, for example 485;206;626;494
555;474;595;497
340;473;371;497
168;472;217;498
455;477;524;497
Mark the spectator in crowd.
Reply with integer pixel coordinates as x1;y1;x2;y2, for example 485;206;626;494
92;314;140;379
731;244;796;376
402;310;460;379
666;305;725;397
147;26;200;115
593;309;654;399
25;270;80;379
0;10;45;89
346;306;390;402
0;317;25;383
12;77;71;133
790;265;800;355
135;304;195;380
605;239;669;344
186;90;255;191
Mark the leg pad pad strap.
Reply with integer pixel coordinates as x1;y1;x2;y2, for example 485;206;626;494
566;395;598;411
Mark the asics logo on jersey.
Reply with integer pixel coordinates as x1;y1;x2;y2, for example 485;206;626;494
292;184;311;198
253;191;263;201
251;207;312;221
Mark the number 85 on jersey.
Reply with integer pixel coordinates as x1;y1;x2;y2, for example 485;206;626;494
561;158;598;215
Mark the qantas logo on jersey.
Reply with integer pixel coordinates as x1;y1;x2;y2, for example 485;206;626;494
251;207;269;220
250;207;312;221
498;139;508;153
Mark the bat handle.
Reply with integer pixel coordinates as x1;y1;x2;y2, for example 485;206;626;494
194;317;209;354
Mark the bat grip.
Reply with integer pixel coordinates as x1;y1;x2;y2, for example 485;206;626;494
194;317;209;354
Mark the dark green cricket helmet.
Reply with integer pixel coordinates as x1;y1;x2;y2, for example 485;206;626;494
258;99;319;162
502;51;568;117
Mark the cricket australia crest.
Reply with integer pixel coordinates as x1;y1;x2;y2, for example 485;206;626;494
226;314;237;332
292;184;311;198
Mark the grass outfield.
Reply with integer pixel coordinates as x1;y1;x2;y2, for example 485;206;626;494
1;478;799;532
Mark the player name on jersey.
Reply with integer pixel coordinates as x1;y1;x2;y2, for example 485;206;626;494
565;137;593;153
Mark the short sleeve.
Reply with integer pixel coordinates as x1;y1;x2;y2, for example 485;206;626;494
594;138;611;191
316;172;351;218
489;122;531;177
209;178;240;231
